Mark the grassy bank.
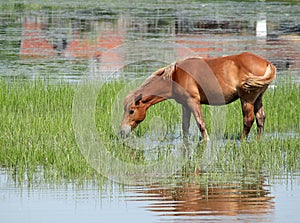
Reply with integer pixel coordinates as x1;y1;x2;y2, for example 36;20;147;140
0;78;299;185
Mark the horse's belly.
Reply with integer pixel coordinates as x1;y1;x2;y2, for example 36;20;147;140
199;86;238;105
224;93;239;104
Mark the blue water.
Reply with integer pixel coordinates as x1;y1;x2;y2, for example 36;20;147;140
1;170;300;223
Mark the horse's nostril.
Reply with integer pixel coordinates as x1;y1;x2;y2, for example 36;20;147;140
119;129;128;138
119;124;131;138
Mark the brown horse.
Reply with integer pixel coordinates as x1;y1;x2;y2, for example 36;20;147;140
121;52;276;141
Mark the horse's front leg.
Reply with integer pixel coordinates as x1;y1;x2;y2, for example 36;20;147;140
240;99;255;140
188;101;209;141
182;105;191;138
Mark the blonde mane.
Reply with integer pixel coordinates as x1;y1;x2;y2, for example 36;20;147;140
124;62;176;106
142;62;176;86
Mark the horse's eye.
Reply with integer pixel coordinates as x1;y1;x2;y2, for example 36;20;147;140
129;110;134;115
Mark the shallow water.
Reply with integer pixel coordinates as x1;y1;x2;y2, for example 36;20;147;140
0;0;299;82
0;1;300;222
1;168;300;223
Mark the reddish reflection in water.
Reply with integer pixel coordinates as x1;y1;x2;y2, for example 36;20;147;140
19;14;299;73
129;175;274;218
175;34;222;58
20;17;57;58
20;16;126;62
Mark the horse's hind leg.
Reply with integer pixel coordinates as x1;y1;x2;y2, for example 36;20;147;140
240;99;255;140
254;94;266;139
189;102;209;141
182;105;191;138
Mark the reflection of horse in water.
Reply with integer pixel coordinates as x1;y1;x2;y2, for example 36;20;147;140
133;178;274;217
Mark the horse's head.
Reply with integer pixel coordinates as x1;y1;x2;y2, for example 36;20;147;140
120;93;147;137
120;64;175;137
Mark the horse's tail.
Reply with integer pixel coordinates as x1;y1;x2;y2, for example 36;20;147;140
243;63;276;91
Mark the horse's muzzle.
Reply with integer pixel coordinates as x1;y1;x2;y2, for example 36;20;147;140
119;124;132;138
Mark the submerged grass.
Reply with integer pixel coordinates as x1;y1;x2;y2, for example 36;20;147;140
0;80;96;183
0;78;299;186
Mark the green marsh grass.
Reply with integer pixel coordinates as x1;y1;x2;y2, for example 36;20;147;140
0;80;95;183
0;78;299;185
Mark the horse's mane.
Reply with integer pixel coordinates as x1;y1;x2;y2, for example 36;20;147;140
141;62;176;87
140;56;202;88
124;62;176;106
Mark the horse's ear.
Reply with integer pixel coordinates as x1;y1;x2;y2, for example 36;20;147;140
134;93;143;105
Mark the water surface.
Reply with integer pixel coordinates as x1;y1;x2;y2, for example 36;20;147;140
0;1;300;222
1;168;300;223
1;0;299;81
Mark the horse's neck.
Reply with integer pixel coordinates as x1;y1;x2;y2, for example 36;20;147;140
144;94;167;107
141;77;172;108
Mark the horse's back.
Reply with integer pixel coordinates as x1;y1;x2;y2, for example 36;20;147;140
234;52;271;76
203;52;276;85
